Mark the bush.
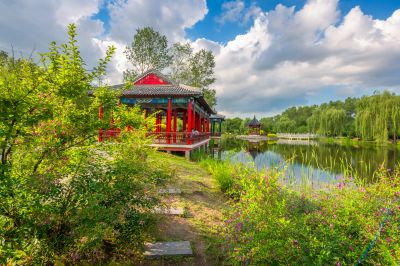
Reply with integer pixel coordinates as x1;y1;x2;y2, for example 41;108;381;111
0;25;171;264
205;160;400;265
267;133;277;139
201;158;236;195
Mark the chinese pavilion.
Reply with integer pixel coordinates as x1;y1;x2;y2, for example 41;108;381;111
99;70;219;158
247;115;261;135
210;114;225;137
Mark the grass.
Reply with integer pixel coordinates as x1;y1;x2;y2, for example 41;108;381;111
144;152;228;265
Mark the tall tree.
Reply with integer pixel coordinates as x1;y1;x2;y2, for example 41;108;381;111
356;91;400;143
123;27;172;81
170;43;217;108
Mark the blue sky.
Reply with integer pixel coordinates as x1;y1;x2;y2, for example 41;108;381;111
188;0;400;43
92;0;400;44
1;0;400;117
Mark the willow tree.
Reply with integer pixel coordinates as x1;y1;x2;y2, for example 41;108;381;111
307;109;321;134
356;91;400;143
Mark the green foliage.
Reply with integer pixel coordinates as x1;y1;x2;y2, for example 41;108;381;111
224;93;400;142
309;107;346;136
204;160;400;265
200;158;238;197
356;91;400;143
123;27;172;81
170;43;217;108
223;117;249;134
0;24;171;264
123;30;218;108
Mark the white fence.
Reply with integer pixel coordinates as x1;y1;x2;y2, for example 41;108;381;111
276;133;319;140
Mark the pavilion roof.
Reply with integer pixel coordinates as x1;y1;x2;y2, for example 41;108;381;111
110;83;201;97
108;70;215;114
248;115;261;127
210;114;225;120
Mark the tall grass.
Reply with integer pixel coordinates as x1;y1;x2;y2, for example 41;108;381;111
201;156;400;265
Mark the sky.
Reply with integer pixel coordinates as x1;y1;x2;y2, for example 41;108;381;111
1;0;400;118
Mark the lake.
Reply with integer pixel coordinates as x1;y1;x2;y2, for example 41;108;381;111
212;137;399;186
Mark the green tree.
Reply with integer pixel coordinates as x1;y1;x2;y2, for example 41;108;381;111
224;117;244;134
0;24;169;264
170;43;217;108
275;115;296;133
356;91;400;142
123;27;172;81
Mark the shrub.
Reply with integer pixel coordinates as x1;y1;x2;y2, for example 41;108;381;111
267;133;277;139
206;160;400;265
0;25;171;264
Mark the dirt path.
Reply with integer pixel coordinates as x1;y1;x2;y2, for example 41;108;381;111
143;154;227;266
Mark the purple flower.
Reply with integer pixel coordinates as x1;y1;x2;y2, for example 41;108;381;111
337;182;345;189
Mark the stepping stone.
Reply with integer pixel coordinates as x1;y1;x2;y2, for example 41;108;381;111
153;207;184;215
158;188;182;194
144;241;193;258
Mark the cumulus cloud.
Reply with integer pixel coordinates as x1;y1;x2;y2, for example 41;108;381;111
98;0;208;83
1;0;400;118
107;0;208;44
207;0;400;117
216;0;261;25
0;0;102;66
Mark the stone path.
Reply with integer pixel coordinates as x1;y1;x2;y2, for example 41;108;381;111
153;207;184;215
144;241;193;258
158;188;182;194
145;187;193;259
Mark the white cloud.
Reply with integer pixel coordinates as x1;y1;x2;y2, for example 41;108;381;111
0;0;103;68
107;0;208;44
206;0;400;117
1;0;400;118
216;0;261;25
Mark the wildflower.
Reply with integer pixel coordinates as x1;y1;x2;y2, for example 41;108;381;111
337;182;345;189
386;237;392;243
349;245;354;252
336;262;341;266
235;222;243;232
292;239;300;250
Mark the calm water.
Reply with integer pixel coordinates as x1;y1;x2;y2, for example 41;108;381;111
213;137;399;185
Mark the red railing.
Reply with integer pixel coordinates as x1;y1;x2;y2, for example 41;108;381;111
99;129;210;145
148;132;210;145
98;129;120;141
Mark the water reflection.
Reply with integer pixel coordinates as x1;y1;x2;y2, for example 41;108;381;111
217;137;399;184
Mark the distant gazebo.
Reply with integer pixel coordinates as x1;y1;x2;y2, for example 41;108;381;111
247;115;261;135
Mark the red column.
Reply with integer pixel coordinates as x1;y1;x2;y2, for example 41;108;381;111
156;113;160;132
187;100;192;144
192;100;196;131
166;98;172;144
98;104;103;142
199;111;202;132
173;108;177;143
182;111;187;131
